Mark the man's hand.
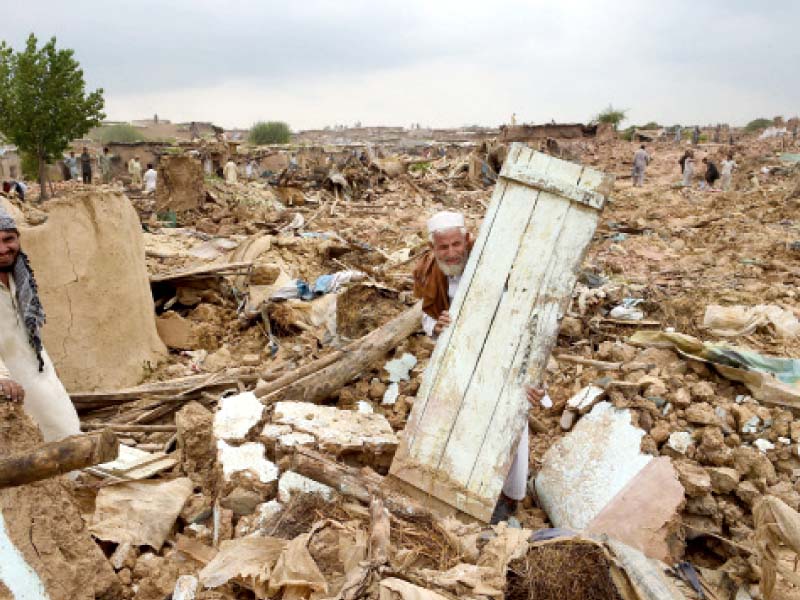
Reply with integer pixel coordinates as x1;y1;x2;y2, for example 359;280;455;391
526;385;551;408
0;378;24;403
433;311;451;336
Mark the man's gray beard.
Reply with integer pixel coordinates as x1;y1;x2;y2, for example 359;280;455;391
436;257;466;278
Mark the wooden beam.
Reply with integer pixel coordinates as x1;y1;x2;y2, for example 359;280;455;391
0;429;119;489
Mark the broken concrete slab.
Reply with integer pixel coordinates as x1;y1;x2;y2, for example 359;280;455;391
213;391;264;441
268;401;398;467
216;440;279;493
536;402;684;563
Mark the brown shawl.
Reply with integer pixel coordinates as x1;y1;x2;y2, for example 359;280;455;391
412;240;474;319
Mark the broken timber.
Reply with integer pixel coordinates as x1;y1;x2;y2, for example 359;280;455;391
387;144;613;521
0;428;119;489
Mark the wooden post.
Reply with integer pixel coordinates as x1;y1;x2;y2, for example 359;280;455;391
258;303;422;405
0;429;119;489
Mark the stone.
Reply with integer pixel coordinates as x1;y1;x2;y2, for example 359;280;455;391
735;481;761;506
767;481;800;511
213;392;264;441
156;311;201;350
369;378;387;400
708;467;740;494
674;461;712;496
241;354;261;367
685;494;719;519
234;500;283;537
277;471;335;503
559;316;583;337
204;346;233;372
220;487;263;516
667;431;693;455
670;387;692;408
685;403;719;426
650;422;671;445
697;427;732;467
733;446;776;482
690;381;715;401
790;421;800;443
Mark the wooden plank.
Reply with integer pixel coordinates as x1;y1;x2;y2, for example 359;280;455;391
438;161;582;514
389;144;612;521
396;143;528;455
394;148;543;473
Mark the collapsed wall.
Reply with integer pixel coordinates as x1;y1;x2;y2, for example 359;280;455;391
0;404;121;600
156;155;205;212
21;191;167;391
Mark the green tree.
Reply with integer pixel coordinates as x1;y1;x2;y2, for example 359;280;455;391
595;105;628;130
95;123;146;144
248;121;291;145
0;34;105;199
744;118;772;132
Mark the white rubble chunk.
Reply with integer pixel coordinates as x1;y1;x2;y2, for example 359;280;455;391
213;392;264;441
272;401;397;455
754;439;775;453
382;382;399;406
278;471;335;503
261;424;292;439
384;353;418;383
667;431;693;454
217;440;278;484
173;575;199;600
357;401;373;413
567;385;605;412
276;432;316;451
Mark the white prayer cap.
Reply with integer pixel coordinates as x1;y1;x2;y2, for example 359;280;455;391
427;211;465;235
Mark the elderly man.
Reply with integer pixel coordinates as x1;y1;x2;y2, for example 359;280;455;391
0;206;81;441
413;210;549;523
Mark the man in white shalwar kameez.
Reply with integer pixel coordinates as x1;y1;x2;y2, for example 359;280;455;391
0;206;81;441
224;160;238;184
413;210;550;523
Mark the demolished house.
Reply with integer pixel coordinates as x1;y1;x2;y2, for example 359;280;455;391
1;122;800;600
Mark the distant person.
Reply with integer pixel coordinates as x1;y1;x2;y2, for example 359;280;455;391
674;124;682;143
98;147;112;184
720;154;737;191
65;151;79;181
510;112;517;127
224;159;238;184
680;150;695;187
245;159;256;180
6;180;26;201
143;163;157;194
80;147;92;184
631;145;650;187
713;124;721;143
129;156;143;189
703;157;720;189
692;126;700;146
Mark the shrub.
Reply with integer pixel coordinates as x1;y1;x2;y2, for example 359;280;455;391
745;118;773;132
249;121;291;145
595;105;627;130
96;123;146;143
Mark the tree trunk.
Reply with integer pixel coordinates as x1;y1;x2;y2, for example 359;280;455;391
257;303;422;405
38;150;48;201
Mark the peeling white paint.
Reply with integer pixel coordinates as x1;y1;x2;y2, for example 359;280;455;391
0;511;50;599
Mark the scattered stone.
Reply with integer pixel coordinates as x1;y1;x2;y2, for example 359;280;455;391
674;461;712;496
754;439;776;453
735;481;760;506
707;467;740;494
217;441;279;493
690;381;715;401
220;487;263;516
685;402;720;427
668;431;693;455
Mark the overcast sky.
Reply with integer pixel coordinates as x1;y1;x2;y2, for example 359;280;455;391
3;0;798;130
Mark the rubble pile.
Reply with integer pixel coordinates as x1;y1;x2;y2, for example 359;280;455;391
3;128;800;599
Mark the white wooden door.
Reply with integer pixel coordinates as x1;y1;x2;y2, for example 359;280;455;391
388;144;613;521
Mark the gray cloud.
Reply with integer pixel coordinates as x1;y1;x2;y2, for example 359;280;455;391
2;0;797;128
